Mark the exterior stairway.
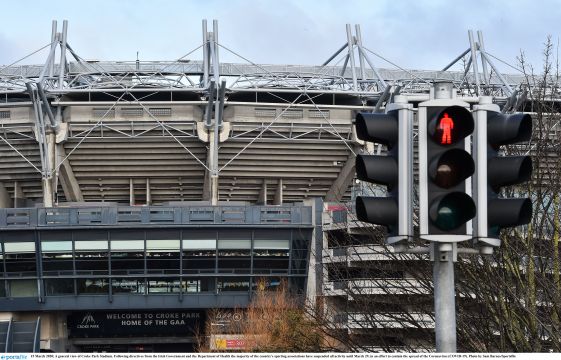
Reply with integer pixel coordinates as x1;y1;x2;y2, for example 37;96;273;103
0;318;40;353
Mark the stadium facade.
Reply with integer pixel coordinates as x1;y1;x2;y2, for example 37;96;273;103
0;20;530;352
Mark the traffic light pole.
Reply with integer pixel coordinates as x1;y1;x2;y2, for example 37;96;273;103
432;242;457;352
423;82;461;353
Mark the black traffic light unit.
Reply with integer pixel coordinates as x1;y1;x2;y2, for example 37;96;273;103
474;100;532;245
419;100;476;242
354;98;413;244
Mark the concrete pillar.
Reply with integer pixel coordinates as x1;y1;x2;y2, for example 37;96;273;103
129;178;135;206
146;178;151;205
258;180;267;205
0;182;11;208
273;179;283;205
14;181;26;208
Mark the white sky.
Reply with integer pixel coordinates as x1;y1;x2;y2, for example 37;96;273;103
0;0;559;73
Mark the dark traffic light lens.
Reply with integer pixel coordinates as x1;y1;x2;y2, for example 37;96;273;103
429;192;476;231
429;149;474;188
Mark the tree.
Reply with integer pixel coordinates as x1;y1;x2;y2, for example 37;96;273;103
200;279;333;352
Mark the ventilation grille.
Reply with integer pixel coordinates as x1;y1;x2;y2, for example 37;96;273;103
309;110;330;119
92;108;115;118
281;109;303;119
121;107;144;117
255;108;276;118
149;108;172;117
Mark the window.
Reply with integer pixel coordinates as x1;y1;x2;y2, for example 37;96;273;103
253;231;290;274
148;278;182;293
42;241;73;273
4;242;36;274
112;278;145;294
9;280;38;297
42;241;72;252
218;277;249;292
75;240;108;251
182;231;217;273
4;242;35;253
0;110;10;119
111;240;144;252
75;240;109;275
77;278;109;294
45;278;74;295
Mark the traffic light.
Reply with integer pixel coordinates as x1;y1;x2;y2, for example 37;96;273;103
354;98;413;243
474;100;532;243
419;101;476;241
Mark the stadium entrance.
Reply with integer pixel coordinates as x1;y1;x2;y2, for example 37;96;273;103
67;310;204;352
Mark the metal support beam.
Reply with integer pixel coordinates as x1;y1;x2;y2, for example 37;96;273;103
462;55;473;82
213;20;220;65
36;82;58;130
330;53;350;86
40;33;59;85
58;20;68;90
355;25;367;82
357;44;388;91
374;85;392;113
57;144;83;202
441;48;471;72
321;43;348;67
468;30;481;95
479;51;514;96
217;80;226;127
208;22;221;206
345;24;358;92
202;20;209;88
42;133;56;207
204;81;215;128
477;31;490;89
49;20;57;79
325;154;356;202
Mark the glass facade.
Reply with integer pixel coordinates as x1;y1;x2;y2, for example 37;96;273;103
0;227;312;299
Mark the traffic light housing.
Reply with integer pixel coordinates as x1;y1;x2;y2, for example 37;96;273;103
420;101;476;241
355;98;413;244
474;100;532;243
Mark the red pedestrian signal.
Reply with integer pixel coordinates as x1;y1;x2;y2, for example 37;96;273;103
439;113;454;145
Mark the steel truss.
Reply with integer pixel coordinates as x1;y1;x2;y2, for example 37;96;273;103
0;19;558;206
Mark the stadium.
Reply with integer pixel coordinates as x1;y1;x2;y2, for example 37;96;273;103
0;20;531;352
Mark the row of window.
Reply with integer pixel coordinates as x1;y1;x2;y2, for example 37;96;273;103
0;238;290;253
0;277;288;297
1;249;308;276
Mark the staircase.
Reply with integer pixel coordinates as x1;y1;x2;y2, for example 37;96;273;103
0;318;40;353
